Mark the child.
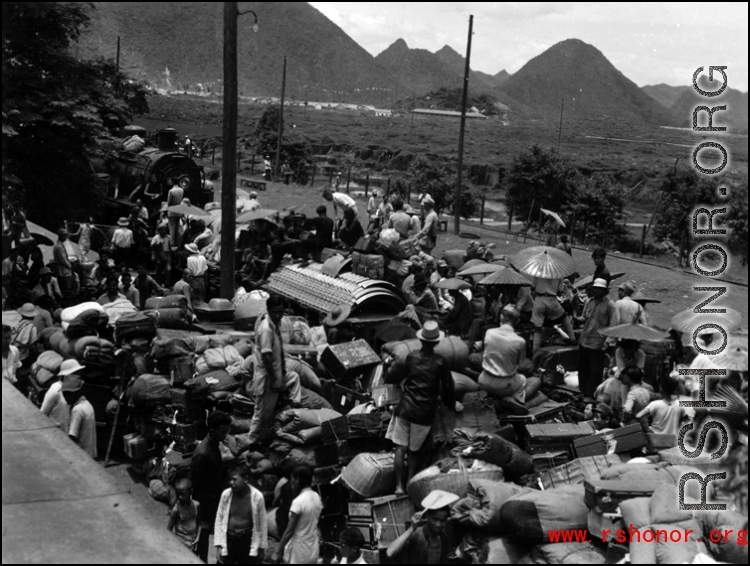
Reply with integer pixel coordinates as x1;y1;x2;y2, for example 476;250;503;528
168;478;201;553
619;367;651;425
637;376;687;436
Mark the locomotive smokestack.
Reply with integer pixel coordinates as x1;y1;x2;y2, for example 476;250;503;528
156;127;177;152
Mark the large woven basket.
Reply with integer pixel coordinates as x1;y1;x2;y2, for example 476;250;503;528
407;466;505;507
341;452;396;499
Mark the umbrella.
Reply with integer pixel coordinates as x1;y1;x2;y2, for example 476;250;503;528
458;263;503;277
167;203;211;217
599;323;670;342
631;291;661;304
376;320;417;342
712;335;748;371
540;208;566;228
574;272;627;289
26;220;57;246
477;267;532;287
435;278;472;291
237;208;279;224
670;308;742;334
508;246;576;279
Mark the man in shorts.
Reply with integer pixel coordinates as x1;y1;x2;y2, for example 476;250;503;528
384;321;462;495
531;275;576;352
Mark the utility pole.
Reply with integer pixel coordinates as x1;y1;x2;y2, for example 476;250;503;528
115;36;121;92
220;2;238;300
410;91;415;134
557;98;564;153
275;55;287;178
454;15;473;235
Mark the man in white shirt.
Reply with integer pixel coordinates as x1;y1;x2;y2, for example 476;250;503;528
322;189;357;219
167;181;185;240
242;191;261;213
416;199;439;254
479;305;527;402
61;374;97;458
275;465;322;564
531;276;576;352
2;324;22;386
387;200;411;239
111;217;135;266
615;281;645;325
185;243;208;306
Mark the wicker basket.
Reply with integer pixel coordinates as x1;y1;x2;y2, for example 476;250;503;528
407;466;505;507
341;452;396;499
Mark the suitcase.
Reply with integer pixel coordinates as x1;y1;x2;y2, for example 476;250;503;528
354;236;378;254
123;432;152;460
321;413;390;444
574;424;648;457
321;340;381;381
168;356;195;387
588;510;625;542
584;479;665;513
323;381;372;415
347;494;414;524
500;400;570;441
533;344;580;373
315;438;392;467
151;308;190;330
525;422;595;455
540;454;624;489
371;384;403;408
531;451;569;472
115;311;158;341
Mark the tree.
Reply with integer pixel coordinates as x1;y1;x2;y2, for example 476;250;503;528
2;2;149;227
504;144;578;226
251;105;312;175
565;173;628;246
408;154;478;218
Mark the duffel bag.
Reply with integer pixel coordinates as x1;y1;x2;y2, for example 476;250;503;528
35;367;58;387
34;350;64;374
185;369;240;399
129;374;172;408
75;336;116;366
151;308;190;330
66;309;101;338
158;295;190;313
150;332;196;360
61;302;104;329
116;311;158;341
452;480;530;531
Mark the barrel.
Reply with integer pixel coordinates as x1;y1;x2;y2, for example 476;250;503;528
382;337;470;372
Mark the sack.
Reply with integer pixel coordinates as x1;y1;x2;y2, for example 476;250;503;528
151;308;190;330
531;542;607;565
148;479;176;505
34;350;64;374
499;485;589;545
453;480;530;531
286;446;317;468
130;374;172;408
276;426;323;446
75;336;116;367
230;412;253;435
61;302;104;329
115;311;157;341
300;387;333;410
382;337;470;373
157;295;190;313
286;359;322;394
274;408;341;435
452;429;513;467
150;331;196;360
66;309;101;338
279;316;312;346
185;369;240;399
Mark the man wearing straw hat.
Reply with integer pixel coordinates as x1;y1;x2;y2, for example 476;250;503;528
186;243;208;306
41;359;85;432
385;321;462;495
387;489;459;564
111;217;135;266
60;372;97;458
576;278;619;398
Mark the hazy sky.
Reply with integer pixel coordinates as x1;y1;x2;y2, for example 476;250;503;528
309;2;749;91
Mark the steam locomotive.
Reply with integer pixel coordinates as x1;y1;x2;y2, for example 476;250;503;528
89;126;213;223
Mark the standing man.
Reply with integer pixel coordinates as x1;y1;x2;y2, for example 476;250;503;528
479;305;528;403
385;321;461;495
53;228;74;292
591;248;612;286
111;217;135;267
416;198;439;255
185;243;208;306
301;205;334;262
367;191;379;220
614;281;644;325
151;224;172;286
274;466;322;565
214;464;268;564
246;295;302;449
387;200;411;240
191;410;232;563
173;268;194;315
322;189;358;220
167;180;185;241
61;373;97;458
263;156;273;181
280;162;294;186
576;278;619;398
531;275;576;352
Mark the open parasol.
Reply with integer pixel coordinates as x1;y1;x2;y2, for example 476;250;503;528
540;208;566;228
435;278;472;291
712;335;748;371
26;220;57;246
599;323;670;342
631;291;661;304
574;272;627;289
670;308;742;334
376;320;417;342
508;246;576;279
458;263;503;277
237;208;279;224
167;203;211;217
477;267;531;287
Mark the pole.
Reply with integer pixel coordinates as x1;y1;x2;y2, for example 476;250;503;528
250;154;255;176
310;164;316;186
480;195;486;225
220;2;238;300
365;174;369;196
507;199;514;231
557;98;564;153
639;223;647;257
386;178;391;198
115;36;121;92
410;91;415;134
275;55;287;178
454;15;473;235
346;169;351;193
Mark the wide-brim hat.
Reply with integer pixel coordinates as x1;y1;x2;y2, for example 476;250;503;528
58;359;86;377
422;489;460;510
185;243;200;254
592;278;609;289
117;217;130;227
617;281;636;294
325;304;351;327
60;374;84;393
17;303;39;318
416;320;444;343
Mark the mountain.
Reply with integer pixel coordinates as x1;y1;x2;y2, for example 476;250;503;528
670;85;748;134
492;70;511;87
374;39;463;96
74;2;406;105
499;38;679;126
642;83;691;108
433;45;497;93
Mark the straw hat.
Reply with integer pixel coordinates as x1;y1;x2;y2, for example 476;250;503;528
117;217;130;227
416;320;444;343
58;359;86;377
185;243;200;254
17;303;39;318
592;278;609;289
325;304;351;327
60;374;84;393
421;489;459;510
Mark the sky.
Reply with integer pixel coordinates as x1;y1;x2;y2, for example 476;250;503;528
309;2;749;91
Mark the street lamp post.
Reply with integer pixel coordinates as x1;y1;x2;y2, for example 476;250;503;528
454;14;474;235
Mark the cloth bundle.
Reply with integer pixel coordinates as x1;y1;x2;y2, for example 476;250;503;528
195;345;244;376
452;480;530;531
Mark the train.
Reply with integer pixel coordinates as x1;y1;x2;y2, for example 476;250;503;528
88;126;214;223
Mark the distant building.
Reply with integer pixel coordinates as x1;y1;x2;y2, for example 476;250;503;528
374;109;392;117
411;108;487;119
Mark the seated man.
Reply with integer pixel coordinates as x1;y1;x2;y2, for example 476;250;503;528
479;305;527;403
338;208;364;251
440;289;472;337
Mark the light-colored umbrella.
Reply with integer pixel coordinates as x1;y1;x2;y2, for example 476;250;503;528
540;208;566;228
26;220;57;246
167;203;211;217
478;268;532;287
458;263;503;276
508;246;576;279
599;323;670;342
435;278;472;291
237;208;278;224
670;308;742;334
712;335;748;371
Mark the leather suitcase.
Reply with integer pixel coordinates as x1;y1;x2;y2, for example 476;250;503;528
323;382;371;415
584;479;664;513
315;438;392;467
540;454;624;489
321;340;381;381
354;236;378;254
151;307;190;330
321;413;390;444
123;432;152;460
574;424;648;457
525;422;595;454
531;451;569;472
168;356;195;387
115;312;157;341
